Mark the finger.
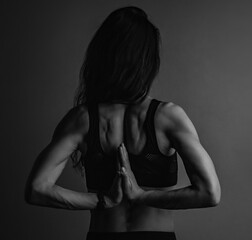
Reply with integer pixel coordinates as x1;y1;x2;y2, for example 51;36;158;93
120;143;131;170
121;168;128;190
115;172;122;188
121;167;131;189
118;144;124;168
116;144;123;171
116;149;121;171
117;174;122;187
111;170;122;188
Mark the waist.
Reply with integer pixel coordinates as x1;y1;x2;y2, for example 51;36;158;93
86;231;176;240
88;197;175;232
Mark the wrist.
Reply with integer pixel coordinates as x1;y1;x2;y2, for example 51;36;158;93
96;191;106;210
134;188;147;205
103;194;114;208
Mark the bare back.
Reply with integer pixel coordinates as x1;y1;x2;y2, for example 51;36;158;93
78;96;177;232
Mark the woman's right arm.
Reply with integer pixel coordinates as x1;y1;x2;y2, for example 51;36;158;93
24;106;101;210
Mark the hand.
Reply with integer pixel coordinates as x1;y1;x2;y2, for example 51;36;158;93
104;149;124;208
118;142;145;204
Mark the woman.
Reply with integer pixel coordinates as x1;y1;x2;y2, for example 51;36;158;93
25;6;221;240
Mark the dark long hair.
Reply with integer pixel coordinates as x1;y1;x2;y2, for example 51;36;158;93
71;6;161;173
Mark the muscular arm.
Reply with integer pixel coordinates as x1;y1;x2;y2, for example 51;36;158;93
24;106;100;210
138;103;221;209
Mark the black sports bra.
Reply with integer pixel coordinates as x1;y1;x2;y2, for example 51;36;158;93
81;99;178;191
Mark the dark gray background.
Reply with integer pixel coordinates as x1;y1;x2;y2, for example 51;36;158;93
2;0;252;239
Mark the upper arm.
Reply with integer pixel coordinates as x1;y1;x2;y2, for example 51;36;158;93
164;103;220;199
27;105;89;190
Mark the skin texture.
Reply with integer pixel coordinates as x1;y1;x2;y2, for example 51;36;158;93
25;96;221;232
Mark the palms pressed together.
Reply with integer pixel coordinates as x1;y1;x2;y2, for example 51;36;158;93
105;142;145;208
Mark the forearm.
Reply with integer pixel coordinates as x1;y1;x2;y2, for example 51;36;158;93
26;184;99;210
138;185;219;209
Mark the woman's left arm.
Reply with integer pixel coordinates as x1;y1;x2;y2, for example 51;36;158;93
120;103;221;209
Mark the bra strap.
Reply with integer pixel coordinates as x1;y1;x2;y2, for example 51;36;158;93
144;99;162;154
87;103;102;154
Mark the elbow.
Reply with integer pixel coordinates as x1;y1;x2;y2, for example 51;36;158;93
210;188;221;207
24;181;49;205
196;181;221;207
24;183;37;205
24;185;32;204
24;179;35;204
205;182;221;207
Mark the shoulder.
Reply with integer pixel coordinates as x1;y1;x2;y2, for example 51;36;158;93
158;101;186;125
52;104;89;140
159;102;189;126
158;101;199;139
